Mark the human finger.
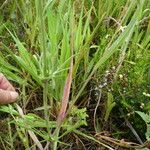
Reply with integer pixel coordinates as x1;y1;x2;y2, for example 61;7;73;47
0;73;15;91
0;89;18;104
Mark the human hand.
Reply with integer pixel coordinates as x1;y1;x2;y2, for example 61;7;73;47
0;73;18;104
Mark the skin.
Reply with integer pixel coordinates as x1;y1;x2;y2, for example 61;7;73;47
0;73;18;104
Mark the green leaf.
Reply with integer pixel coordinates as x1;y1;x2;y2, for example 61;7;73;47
104;92;116;121
0;105;19;116
136;111;150;140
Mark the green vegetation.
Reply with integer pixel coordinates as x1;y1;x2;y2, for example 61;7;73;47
0;0;149;149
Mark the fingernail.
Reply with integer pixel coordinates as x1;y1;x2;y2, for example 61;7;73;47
10;91;19;100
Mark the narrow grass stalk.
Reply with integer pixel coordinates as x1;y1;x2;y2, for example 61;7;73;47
16;127;30;150
7;119;14;150
38;0;50;136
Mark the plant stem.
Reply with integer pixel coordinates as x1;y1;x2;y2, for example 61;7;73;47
38;0;50;136
52;128;60;150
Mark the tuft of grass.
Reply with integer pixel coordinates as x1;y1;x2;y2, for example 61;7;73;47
0;0;149;149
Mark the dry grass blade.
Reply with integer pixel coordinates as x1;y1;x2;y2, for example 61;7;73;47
95;134;150;149
28;131;44;150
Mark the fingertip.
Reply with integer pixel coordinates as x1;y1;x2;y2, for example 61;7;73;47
10;91;19;102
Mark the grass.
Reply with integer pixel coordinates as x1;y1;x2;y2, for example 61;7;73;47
0;0;150;149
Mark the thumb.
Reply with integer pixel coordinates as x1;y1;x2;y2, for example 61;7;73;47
0;89;18;104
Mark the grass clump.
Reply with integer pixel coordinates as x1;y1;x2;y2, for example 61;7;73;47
0;0;150;149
